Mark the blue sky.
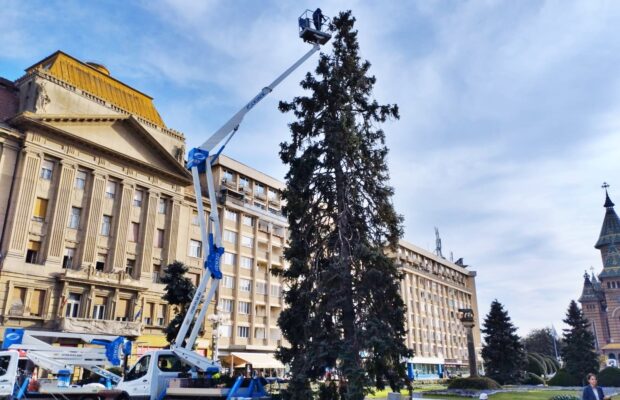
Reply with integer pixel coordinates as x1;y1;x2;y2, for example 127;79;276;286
3;0;620;336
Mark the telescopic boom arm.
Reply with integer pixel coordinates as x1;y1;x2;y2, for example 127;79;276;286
171;17;330;372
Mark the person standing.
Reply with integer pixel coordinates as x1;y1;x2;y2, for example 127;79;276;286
312;8;325;30
582;373;611;400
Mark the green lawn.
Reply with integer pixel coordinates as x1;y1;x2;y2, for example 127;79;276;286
421;390;580;399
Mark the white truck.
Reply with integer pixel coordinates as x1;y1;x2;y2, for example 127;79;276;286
108;10;332;400
0;328;129;400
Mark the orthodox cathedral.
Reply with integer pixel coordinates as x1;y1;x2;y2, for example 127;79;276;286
580;186;620;365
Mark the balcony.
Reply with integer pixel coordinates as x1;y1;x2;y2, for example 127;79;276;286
58;317;142;337
57;265;145;289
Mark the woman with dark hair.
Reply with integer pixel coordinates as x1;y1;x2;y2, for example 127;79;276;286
582;373;611;400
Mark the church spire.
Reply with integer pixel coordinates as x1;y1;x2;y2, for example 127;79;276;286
596;183;620;276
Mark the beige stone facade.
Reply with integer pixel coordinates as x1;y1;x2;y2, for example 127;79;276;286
395;241;482;377
0;51;481;376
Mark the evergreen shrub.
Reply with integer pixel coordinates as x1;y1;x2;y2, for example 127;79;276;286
597;367;620;387
447;376;501;390
547;369;579;387
549;395;579;400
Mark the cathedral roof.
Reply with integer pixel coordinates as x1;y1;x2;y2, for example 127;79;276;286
595;190;620;249
580;271;604;303
25;51;165;127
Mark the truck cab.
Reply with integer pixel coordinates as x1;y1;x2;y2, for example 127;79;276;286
116;350;190;400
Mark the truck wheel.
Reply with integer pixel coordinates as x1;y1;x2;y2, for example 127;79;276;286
116;392;130;400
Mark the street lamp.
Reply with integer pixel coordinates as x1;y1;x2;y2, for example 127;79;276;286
458;308;478;377
207;312;230;366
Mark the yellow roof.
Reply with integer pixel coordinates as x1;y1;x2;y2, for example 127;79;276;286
602;343;620;350
27;51;165;127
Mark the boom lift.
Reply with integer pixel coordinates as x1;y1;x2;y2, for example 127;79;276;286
0;328;130;399
112;11;331;400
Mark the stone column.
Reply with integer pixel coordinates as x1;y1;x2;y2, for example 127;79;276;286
5;151;40;258
164;199;181;264
45;163;76;266
110;183;134;272
458;308;478;377
137;191;158;279
80;174;106;267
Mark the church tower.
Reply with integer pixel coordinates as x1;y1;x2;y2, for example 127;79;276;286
595;185;620;347
579;271;608;349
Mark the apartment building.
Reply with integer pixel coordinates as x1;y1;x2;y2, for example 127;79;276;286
396;241;482;378
0;51;481;376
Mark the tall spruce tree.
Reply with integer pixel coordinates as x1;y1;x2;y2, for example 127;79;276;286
160;261;196;345
562;300;599;383
481;300;526;384
275;11;410;400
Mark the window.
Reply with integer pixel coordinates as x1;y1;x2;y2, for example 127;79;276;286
129;222;139;242
255;183;265;195
157;198;167;214
105;181;116;199
223;252;237;265
237;326;250;338
156;304;165;326
75;171;87;189
239;279;251;293
225;210;238;222
63;248;75;269
240;256;253;269
28;289;45;317
268;189;278;201
270;284;281;298
116;298;130;321
219;298;233;313
32;198;48;222
191;211;199;226
155;229;165;248
223;230;237;244
126;355;150;382
152;265;161;283
65;293;81;318
133;190;143;207
222;275;235;289
223;170;234;182
255;327;266;339
241;235;253;248
26;241;40;264
189;240;202;258
239;176;249;188
40;160;54;180
157;354;190;373
96;254;106;271
220;325;232;338
9;287;26;316
242;215;254;227
101;215;112;236
68;207;81;229
93;296;106;320
126;259;135;277
256;281;267;295
237;301;250;315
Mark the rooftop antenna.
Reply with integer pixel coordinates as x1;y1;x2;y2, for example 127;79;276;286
435;227;444;259
450;251;454;262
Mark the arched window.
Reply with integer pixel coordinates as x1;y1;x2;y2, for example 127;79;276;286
609;353;616;360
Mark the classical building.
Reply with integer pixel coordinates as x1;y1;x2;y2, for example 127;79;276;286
580;187;620;365
395;241;482;378
0;51;481;377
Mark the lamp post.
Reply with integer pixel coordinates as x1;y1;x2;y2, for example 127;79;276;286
458;308;478;377
207;312;230;367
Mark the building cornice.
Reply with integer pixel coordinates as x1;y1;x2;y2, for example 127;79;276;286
9;112;192;186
